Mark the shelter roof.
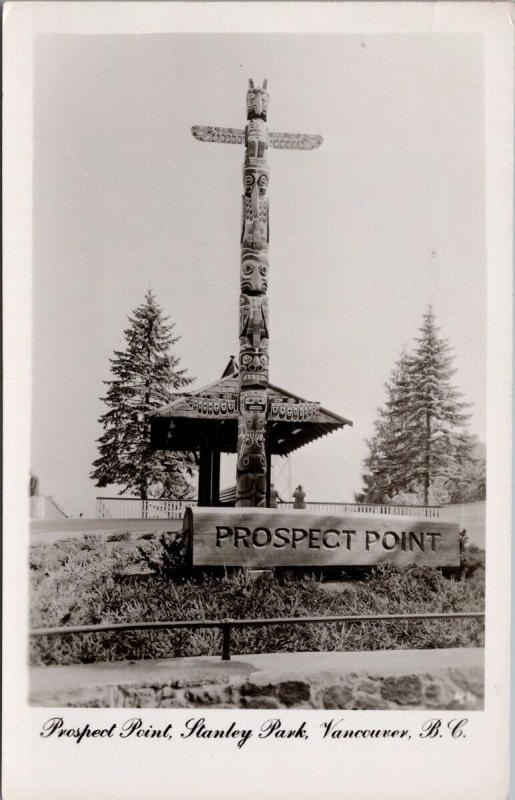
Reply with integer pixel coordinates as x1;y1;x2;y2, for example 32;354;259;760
150;357;352;456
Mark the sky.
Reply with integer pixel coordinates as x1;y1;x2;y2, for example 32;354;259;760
31;32;485;516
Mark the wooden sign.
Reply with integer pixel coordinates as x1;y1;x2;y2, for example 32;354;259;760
183;507;460;568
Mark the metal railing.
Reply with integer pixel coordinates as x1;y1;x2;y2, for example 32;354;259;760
279;501;441;518
30;495;69;520
96;497;441;520
30;611;484;662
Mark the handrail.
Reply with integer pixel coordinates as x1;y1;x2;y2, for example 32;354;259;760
95;496;441;509
30;611;485;662
30;495;69;520
95;496;442;520
95;496;196;502
279;501;442;510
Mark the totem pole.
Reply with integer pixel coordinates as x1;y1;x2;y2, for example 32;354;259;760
192;80;323;507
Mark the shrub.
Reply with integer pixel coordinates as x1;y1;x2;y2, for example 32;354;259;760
441;532;485;581
106;531;131;543
458;545;485;580
29;535;485;666
136;532;189;579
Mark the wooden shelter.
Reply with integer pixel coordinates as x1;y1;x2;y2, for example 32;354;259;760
150;357;352;506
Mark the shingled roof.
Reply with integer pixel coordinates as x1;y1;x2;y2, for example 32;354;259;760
150;357;352;456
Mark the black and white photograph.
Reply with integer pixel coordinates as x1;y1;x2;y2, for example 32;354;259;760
3;3;512;799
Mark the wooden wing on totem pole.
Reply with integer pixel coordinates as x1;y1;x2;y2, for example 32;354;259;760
155;81;344;507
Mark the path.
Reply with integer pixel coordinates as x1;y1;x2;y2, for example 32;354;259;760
30;518;180;545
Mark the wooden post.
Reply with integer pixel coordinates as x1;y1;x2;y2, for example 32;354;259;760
265;450;272;507
211;449;221;506
198;448;213;506
221;621;232;661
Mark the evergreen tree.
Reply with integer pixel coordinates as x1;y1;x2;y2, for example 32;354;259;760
359;307;475;505
446;436;485;503
356;352;412;502
91;290;196;500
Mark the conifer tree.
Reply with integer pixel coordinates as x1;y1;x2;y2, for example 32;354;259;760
357;352;412;502
91;290;196;500
359;308;474;505
446;435;485;503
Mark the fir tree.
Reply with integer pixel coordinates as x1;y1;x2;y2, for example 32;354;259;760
359;308;475;505
446;436;485;503
91;290;196;500
356;351;412;502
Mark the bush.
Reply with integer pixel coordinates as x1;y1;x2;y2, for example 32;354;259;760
106;531;131;543
136;532;190;579
458;545;485;580
441;531;485;580
29;535;485;666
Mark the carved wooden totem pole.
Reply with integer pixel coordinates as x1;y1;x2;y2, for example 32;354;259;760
192;80;323;506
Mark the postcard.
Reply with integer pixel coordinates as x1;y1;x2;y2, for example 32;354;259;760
3;2;512;798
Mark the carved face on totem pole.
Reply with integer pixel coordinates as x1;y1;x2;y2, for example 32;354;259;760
241;389;267;417
246;79;269;121
241;249;268;294
239;348;269;388
243;166;269;197
237;412;266;473
235;472;267;507
245;119;268;161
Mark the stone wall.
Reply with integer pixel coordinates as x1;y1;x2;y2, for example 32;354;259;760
31;649;484;710
115;671;482;710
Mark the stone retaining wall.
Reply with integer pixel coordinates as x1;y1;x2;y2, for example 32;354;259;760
30;648;484;710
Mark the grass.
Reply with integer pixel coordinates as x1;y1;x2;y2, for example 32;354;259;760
29;535;485;666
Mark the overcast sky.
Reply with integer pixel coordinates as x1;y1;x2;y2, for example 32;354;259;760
31;32;485;516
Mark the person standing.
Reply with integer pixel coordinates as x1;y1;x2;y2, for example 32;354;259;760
269;483;282;508
292;484;306;509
